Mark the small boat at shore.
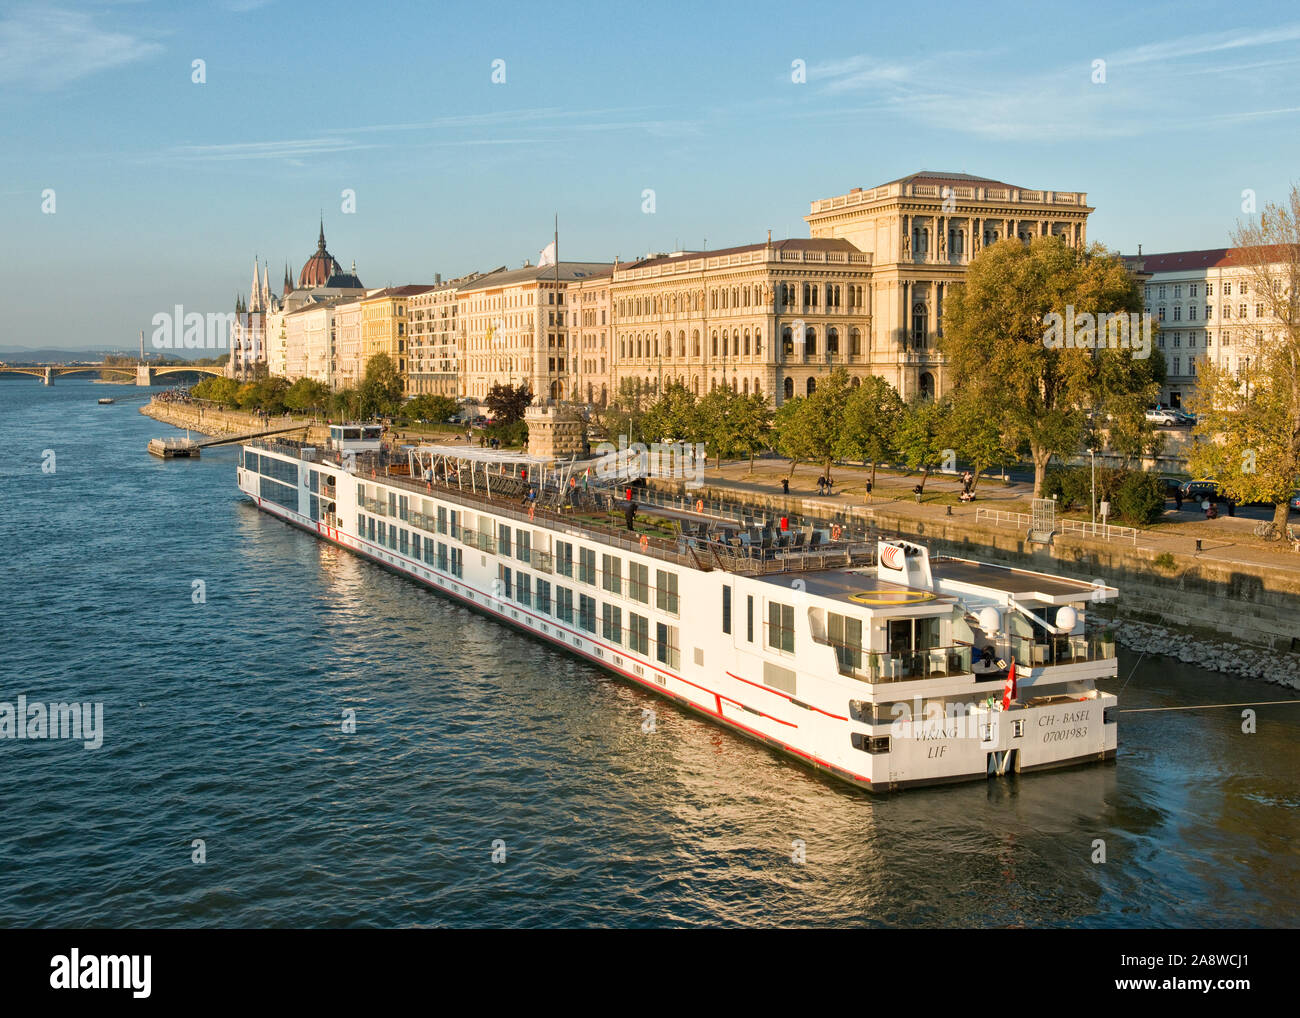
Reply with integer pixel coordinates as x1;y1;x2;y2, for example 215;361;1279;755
97;398;115;405
148;437;199;458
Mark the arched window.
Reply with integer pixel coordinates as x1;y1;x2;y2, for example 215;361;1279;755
743;331;750;356
783;377;794;400
827;328;839;355
755;329;762;356
753;377;760;395
851;376;860;388
678;331;686;358
850;328;861;355
742;377;749;394
919;372;935;399
693;377;699;395
912;303;927;348
712;331;718;357
806;377;816;395
805;327;817;356
782;327;793;357
693;330;700;357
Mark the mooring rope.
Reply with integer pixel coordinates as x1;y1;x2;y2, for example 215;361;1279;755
1119;699;1300;713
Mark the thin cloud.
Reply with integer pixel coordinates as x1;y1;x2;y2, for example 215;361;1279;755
166;138;375;161
0;6;161;89
1107;24;1300;67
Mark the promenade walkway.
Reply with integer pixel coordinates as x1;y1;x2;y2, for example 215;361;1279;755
680;457;1300;575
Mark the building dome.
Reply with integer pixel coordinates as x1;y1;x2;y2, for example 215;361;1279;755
299;221;342;289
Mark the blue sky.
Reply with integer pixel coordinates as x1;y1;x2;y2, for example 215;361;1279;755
3;0;1300;351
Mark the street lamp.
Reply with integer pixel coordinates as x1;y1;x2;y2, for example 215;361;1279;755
1090;448;1096;528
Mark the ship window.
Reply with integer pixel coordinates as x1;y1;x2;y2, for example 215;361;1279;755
437;506;447;534
378;522;387;545
500;565;513;599
656;623;680;669
517;571;531;606
437;542;448;572
629;613;650;655
722;586;732;634
499;524;512;555
579;594;596;633
535;579;552;615
602;554;621;594
578;547;596;584
556;541;574;578
629;562;649;603
602;603;622;644
828;612;863;672
1012;719;1024;738
399;529;409;556
768;601;795;653
517;530;532;564
368;517;376;543
656;570;679;614
746;595;754;642
556;586;574;623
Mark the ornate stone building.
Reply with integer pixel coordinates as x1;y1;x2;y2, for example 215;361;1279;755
607;237;873;405
457;262;612;402
805;171;1093;399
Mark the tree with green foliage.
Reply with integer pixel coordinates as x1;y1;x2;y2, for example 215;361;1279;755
642;381;702;445
941;236;1163;496
1189;184;1300;538
235;375;289;413
405;394;460;423
329;388;362;421
774;367;852;479
835;375;903;490
192;375;240;407
598;377;653;446
484;382;533;425
695;385;772;471
941;385;1015;491
284;377;331;414
359;353;405;419
895;395;951;494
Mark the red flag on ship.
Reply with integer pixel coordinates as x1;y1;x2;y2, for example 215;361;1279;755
1002;660;1017;711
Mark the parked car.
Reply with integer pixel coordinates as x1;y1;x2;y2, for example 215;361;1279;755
1146;408;1179;426
1289;491;1300;513
1180;478;1222;503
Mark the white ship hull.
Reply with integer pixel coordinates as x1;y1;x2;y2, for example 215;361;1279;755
237;440;1119;793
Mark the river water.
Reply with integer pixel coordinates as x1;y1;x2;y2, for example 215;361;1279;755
0;378;1296;928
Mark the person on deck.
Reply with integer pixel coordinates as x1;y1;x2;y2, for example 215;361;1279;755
624;501;638;531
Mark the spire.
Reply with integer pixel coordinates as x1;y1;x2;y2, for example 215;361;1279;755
283;262;292;296
318;216;326;250
249;258;262;313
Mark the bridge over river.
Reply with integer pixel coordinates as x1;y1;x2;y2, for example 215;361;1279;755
0;363;224;385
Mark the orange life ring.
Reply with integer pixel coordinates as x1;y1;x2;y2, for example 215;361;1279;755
528;505;536;520
695;499;704;513
831;524;842;541
639;534;649;552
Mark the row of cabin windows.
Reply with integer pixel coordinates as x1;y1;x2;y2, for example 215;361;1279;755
359;514;463;577
363;500;681;614
499;566;680;668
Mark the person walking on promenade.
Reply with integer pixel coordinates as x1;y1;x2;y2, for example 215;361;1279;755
781;477;789;496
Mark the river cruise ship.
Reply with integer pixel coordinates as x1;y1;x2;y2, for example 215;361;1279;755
236;425;1118;792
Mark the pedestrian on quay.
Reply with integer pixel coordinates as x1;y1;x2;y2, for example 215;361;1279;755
781;477;789;496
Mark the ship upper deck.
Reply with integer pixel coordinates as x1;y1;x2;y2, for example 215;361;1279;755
246;438;879;577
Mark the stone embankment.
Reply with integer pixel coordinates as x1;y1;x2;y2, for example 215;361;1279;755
140;399;329;444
